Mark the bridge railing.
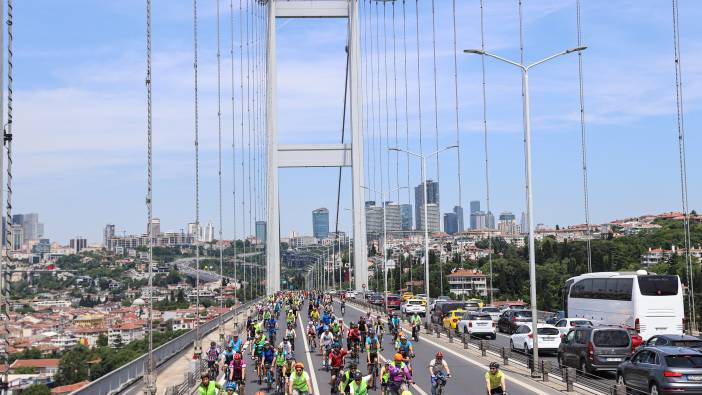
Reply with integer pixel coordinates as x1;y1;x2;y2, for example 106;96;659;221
71;298;260;395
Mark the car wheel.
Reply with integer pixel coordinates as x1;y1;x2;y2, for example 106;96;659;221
524;343;530;355
649;383;660;395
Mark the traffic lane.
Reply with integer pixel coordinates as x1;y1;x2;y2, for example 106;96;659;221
340;301;560;395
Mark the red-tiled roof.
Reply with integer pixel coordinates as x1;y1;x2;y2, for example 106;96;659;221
10;358;60;369
447;269;485;277
51;380;89;394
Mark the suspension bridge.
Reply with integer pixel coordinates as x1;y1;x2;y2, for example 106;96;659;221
0;0;698;394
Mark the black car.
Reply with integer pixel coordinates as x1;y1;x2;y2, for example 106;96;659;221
646;335;702;351
497;309;533;334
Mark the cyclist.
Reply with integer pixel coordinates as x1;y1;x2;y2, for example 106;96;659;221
228;353;246;395
259;342;275;384
286;308;296;325
395;334;415;364
390;314;401;342
374;316;385;347
328;344;348;388
288;362;313;395
285;323;297;351
428;352;451;395
330;319;342;339
230;333;244;354
410;313;422;341
224;381;238;395
307;321;318;348
386;353;413;395
320;327;335;361
267;316;278;344
221;344;235;380
340;299;346;315
340;362;362;394
366;331;381;389
347;323;361;352
279;335;294;358
379;361;391;395
349;371;373;395
252;332;267;361
485;362;506;395
205;341;220;378
198;372;224;395
358;318;368;352
274;345;288;390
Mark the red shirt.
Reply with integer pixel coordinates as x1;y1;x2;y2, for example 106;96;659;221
329;350;348;368
348;328;360;340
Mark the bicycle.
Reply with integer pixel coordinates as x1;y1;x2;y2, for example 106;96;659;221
349;342;360;365
265;363;274;391
275;365;286;395
330;368;344;395
433;371;450;395
207;361;219;381
368;360;379;390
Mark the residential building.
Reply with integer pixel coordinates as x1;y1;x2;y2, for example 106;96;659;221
454;205;464;232
289;235;317;247
498;212;520;235
312;208;330;239
400;204;412;231
103;224;115;247
32;238;51;255
414;180;439;230
108;321;145;348
384;202;402;231
418;203;440;233
255;221;267;243
187;222;202;240
447;269;488;297
443;212;458;235
70;237;87;253
9;359;59;378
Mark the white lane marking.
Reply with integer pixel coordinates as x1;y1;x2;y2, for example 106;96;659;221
345;301;555;395
336;306;428;395
298;311;321;395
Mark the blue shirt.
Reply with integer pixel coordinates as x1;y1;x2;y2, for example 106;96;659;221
262;348;275;363
396;340;412;352
229;338;243;353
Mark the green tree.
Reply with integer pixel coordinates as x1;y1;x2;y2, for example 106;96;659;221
97;333;108;347
15;366;37;374
55;345;91;385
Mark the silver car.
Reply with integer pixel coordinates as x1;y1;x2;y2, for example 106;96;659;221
617;346;702;395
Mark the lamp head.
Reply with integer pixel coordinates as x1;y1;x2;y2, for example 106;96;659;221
565;46;587;54
463;49;485;55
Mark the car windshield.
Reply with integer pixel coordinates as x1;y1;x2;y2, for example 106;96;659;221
482;308;499;313
571;320;592;326
666;355;702;368
536;328;559;335
593;330;630;347
671;340;702;348
471;314;492;321
514;311;532;318
409;301;422;305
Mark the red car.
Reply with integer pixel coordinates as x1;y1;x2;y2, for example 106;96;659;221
385;295;402;310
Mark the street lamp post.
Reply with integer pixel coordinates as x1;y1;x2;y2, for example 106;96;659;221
362;185;407;312
464;46;586;373
389;146;458;329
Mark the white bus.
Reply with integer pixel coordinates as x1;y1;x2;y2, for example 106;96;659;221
563;270;684;340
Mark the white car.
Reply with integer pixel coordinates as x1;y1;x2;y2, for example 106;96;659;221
552;318;593;338
346;290;358;299
457;311;496;339
401;299;426;316
510;323;561;354
480;307;501;322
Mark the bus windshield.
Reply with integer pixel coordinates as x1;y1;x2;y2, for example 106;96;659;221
638;275;678;296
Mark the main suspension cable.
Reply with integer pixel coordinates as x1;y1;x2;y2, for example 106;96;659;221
229;0;238;302
451;0;463;233
192;0;202;350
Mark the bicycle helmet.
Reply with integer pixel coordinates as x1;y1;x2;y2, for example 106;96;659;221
435;351;443;358
401;391;412;395
394;353;404;362
200;372;210;379
489;362;499;369
354;372;363;380
225;382;237;391
295;362;304;369
234;353;242;360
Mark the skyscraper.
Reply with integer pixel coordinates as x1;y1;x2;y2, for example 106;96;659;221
400;204;412;231
70;237;87;253
147;218;161;237
103;224;115;247
444;212;458;235
453;206;464;232
12;213;43;241
204;222;215;242
10;224;23;251
418;203;440;233
312;208;330;239
469;201;480;229
415;180;439;230
365;205;383;237
498;212;519;235
255;221;267;243
384;202;402;231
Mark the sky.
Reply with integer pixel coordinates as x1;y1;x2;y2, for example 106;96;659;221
7;0;702;244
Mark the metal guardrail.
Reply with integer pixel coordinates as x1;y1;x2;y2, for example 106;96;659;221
71;299;260;395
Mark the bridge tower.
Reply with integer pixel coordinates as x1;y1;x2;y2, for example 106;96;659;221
266;0;367;294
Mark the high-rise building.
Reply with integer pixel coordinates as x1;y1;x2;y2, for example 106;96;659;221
453;206;464;232
418;203;440;233
147;218;161;237
400;204;412;231
312;208;330;239
414;180;439;230
187;222;203;241
487;211;495;229
204;222;215;242
384;202;402;231
444;212;458;235
103;224;115;247
10;224;23;251
365;205;383;237
32;238;51;255
469;201;480;229
255;221;267;243
70;237;87;253
472;210;496;230
12;213;43;241
520;212;527;233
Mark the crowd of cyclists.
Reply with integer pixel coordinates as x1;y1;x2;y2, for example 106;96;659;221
197;290;508;395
